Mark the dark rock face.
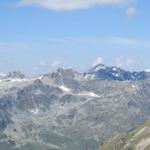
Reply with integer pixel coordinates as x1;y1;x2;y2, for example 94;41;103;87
84;64;148;81
15;80;62;111
0;109;12;130
59;94;77;106
0;96;13;130
0;96;13;111
44;68;82;91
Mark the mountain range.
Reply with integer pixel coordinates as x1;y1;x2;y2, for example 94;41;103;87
0;64;150;150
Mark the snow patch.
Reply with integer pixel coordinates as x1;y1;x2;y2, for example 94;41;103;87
38;76;43;80
112;67;117;71
79;92;100;98
84;74;91;79
91;74;96;78
10;78;27;83
88;92;100;97
60;85;71;92
30;108;39;115
112;72;120;77
84;74;96;79
33;89;43;95
115;73;120;77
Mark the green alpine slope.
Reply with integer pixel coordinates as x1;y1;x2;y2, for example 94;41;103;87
101;121;150;150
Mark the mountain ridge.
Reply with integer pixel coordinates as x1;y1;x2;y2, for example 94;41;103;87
0;65;150;150
1;64;150;81
84;64;149;81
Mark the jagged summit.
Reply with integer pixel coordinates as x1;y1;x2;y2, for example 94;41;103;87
91;64;107;71
84;64;148;81
5;71;26;79
0;65;149;82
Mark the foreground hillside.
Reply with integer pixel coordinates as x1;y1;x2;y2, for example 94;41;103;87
1;65;150;150
101;121;150;150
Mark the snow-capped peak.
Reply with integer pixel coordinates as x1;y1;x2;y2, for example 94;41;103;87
93;64;106;72
83;64;148;81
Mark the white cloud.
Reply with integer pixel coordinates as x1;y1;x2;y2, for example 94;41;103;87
45;37;150;49
32;60;48;73
144;68;150;72
39;60;47;67
51;60;61;67
115;56;135;68
93;57;104;66
110;37;137;47
126;7;137;17
15;0;137;11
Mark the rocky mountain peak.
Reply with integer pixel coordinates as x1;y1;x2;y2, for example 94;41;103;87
84;64;148;81
5;71;25;79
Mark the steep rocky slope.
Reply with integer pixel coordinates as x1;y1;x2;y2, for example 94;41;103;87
101;121;150;150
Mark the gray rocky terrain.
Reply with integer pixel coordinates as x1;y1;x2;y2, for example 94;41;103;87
0;65;150;150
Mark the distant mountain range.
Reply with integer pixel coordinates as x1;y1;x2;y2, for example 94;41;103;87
1;64;150;81
0;65;150;150
84;64;149;81
0;71;25;79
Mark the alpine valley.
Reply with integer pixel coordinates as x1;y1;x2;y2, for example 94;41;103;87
1;64;150;150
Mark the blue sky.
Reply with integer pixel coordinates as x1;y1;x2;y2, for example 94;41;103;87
0;0;150;74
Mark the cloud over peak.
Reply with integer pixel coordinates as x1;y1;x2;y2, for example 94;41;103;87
126;7;138;17
115;56;135;68
93;57;104;67
16;0;137;11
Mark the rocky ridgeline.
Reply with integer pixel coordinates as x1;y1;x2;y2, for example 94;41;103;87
0;66;150;150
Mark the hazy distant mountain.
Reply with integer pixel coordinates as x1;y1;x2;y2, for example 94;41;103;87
0;66;150;150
